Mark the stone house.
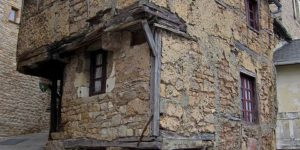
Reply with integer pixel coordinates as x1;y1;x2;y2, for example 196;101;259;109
0;0;49;137
17;0;280;149
272;0;300;149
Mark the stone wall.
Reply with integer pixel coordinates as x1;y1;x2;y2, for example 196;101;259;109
18;0;139;57
18;0;278;149
51;32;151;141
157;0;277;149
0;0;50;137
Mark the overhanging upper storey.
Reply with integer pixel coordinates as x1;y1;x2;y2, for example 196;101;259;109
17;0;187;79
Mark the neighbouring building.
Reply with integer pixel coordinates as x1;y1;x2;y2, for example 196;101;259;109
0;0;49;137
17;0;280;149
273;0;300;149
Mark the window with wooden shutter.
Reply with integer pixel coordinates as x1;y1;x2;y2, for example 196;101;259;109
245;0;259;31
240;73;258;123
90;51;107;96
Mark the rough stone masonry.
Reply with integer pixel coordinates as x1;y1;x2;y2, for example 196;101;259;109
0;0;49;137
17;0;279;149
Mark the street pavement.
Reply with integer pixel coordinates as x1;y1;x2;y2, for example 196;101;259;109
0;131;48;150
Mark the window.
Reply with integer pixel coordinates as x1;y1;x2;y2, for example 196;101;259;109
8;7;19;23
240;73;257;123
245;0;259;31
90;51;107;96
293;0;300;22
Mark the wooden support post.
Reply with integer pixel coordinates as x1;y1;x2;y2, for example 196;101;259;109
143;20;161;137
50;79;58;134
142;20;157;57
152;30;161;137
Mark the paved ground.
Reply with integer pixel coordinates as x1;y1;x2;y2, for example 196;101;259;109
0;131;48;150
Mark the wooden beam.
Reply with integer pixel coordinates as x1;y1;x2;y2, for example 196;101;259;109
142;20;157;57
153;23;195;41
151;30;161;137
104;20;143;32
62;137;161;149
50;79;58;137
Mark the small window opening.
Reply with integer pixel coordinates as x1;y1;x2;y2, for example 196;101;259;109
90;51;107;96
8;7;19;23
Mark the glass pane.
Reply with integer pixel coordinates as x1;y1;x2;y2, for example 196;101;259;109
241;88;243;99
247;80;250;89
246;102;249;111
8;10;16;21
95;67;102;78
248;91;251;100
96;54;103;65
95;80;102;93
249;103;252;111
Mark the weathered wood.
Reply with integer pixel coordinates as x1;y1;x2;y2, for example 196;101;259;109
50;79;58;136
142;6;186;31
151;30;161;137
63;138;161;149
142;20;157;57
153;23;194;40
104;20;142;32
161;130;215;141
138;115;154;147
115;136;160;142
18;46;49;62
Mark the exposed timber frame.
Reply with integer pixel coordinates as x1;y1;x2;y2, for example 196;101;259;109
142;20;161;137
17;0;189;149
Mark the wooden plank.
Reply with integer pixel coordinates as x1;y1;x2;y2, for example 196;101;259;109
18;46;49;62
142;20;157;57
115;136;160;142
153;23;194;40
63;138;161;149
104;20;143;32
161;130;215;141
50;79;58;136
138;115;154;147
152;30;161;137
